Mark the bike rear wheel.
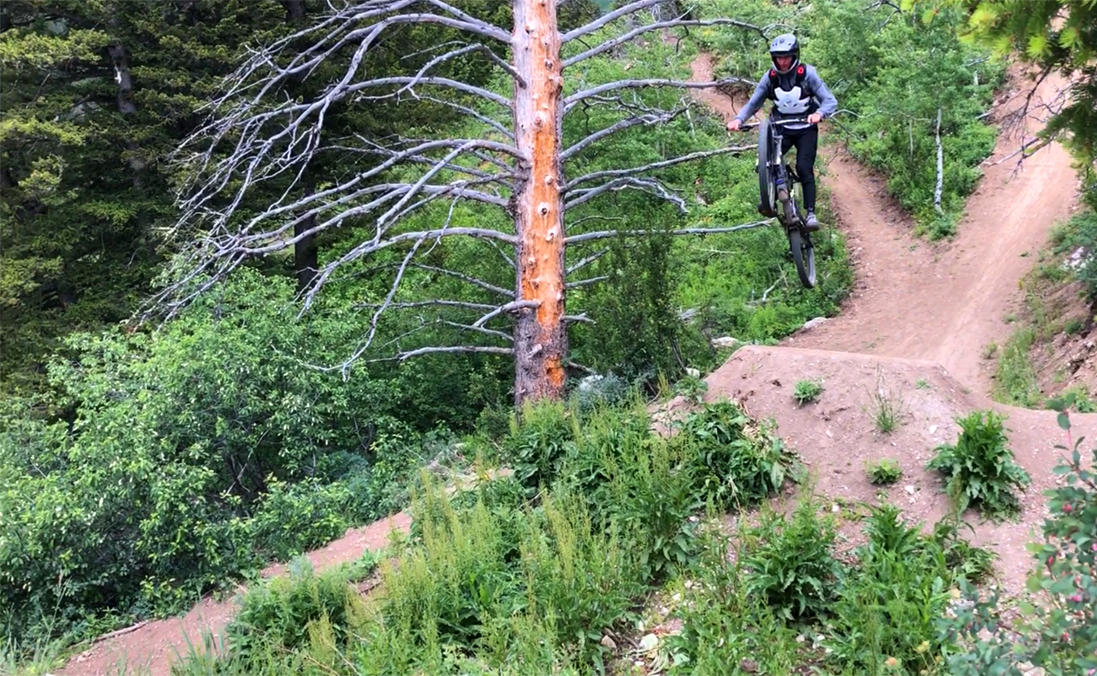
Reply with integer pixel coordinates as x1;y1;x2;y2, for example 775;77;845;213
789;228;816;288
757;118;777;215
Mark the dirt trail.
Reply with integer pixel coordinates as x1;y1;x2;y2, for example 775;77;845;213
692;55;1078;394
687;55;1086;594
57;55;1080;676
56;514;411;676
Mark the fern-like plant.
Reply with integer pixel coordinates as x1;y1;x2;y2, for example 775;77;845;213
926;411;1030;519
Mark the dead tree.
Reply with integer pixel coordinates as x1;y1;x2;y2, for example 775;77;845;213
161;0;766;405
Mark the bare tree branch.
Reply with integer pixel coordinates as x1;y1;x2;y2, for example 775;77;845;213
562;0;667;43
565;176;687;211
568;276;609;288
566;221;774;244
566;78;753;110
440;320;513;342
405;263;512;298
390;345;514;361
567;146;754;189
564;17;766;68
566;246;611;275
562;108;685;161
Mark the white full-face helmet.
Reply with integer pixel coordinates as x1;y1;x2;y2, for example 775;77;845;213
769;33;800;74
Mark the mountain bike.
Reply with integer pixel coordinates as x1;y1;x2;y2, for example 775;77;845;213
739;116;816;288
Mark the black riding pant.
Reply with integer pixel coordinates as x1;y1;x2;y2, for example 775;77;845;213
780;125;818;212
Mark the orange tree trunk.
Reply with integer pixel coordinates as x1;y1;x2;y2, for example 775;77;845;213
512;0;566;405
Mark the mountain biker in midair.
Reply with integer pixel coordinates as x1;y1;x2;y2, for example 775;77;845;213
727;34;838;232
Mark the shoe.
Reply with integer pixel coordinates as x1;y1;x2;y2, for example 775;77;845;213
804;210;820;232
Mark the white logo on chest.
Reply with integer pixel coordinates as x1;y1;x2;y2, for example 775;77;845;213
774;85;810;114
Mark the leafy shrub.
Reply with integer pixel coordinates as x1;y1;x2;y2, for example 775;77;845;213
502;400;575;490
865;458;903;485
0;271;425;646
926;410;1031;518
674;400;801;509
939;397;1097;674
1051;209;1097;300
249;479;352;562
743;499;839;620
825;505;983;674
227;556;375;667
793;379;824;406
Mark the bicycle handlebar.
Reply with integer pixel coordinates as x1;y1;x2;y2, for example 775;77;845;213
735;117;815;131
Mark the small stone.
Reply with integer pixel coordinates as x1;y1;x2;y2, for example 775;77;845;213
639;633;659;652
600;634;617;650
685;367;700;378
905;485;916;495
712;336;740;348
929;424;938;435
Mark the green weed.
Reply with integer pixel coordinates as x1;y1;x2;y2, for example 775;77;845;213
742;499;839;620
865;371;905;434
926;411;1031;519
792;379;824;407
993;327;1041;407
865;458;902;485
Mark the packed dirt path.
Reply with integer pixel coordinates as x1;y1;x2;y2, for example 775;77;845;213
686;56;1087;596
692;54;1078;394
56;513;411;676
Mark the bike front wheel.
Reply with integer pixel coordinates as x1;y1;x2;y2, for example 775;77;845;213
788;228;816;288
757;119;777;215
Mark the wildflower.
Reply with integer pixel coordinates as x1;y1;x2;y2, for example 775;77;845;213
915;640;930;654
885;656;899;668
949;588;962;600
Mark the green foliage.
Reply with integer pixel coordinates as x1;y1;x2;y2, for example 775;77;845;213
867;377;906;434
501;401;575;491
939;397;1097;675
665;533;804;675
993;326;1042;406
1050;209;1097;301
926;410;1031;518
228;556;377;668
743;500;840;620
0;271;427;648
866;458;904;485
673;400;801;509
793;379;824;406
673;374;709;405
825;505;970;674
570;225;685;382
963;1;1097;176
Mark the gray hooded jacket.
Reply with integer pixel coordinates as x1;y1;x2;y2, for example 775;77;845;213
733;64;838;131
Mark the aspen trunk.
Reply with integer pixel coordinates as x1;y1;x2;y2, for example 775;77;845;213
512;0;566;406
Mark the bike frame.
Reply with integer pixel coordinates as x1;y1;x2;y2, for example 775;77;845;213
737;116;817;288
758;117;811;232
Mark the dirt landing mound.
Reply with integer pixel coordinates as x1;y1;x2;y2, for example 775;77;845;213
707;344;1097;595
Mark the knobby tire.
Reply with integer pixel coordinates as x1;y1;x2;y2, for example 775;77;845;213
788;228;816;288
757;119;777;215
